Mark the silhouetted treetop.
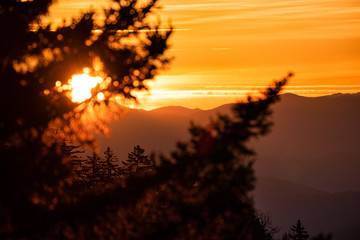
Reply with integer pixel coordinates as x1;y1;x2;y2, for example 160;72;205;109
122;145;153;172
283;219;310;240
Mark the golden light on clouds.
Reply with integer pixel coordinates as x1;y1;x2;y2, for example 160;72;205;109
47;0;360;109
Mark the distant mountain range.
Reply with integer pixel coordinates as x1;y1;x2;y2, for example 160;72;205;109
99;93;360;192
97;93;360;238
253;93;360;193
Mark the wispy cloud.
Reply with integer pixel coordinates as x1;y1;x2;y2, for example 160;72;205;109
47;0;360;109
210;48;230;51
137;84;360;98
162;0;360;39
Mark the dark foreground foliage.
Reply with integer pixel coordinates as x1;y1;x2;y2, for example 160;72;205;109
0;0;298;239
0;0;170;238
1;74;292;239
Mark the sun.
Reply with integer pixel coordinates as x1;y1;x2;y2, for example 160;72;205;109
68;73;103;103
54;67;111;103
55;68;108;103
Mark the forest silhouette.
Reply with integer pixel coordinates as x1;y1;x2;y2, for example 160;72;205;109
0;0;335;239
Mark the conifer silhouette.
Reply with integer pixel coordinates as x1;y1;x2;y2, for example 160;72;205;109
283;219;310;240
84;152;102;187
122;145;153;172
102;146;119;180
290;220;310;240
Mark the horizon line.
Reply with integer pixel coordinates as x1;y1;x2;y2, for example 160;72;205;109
126;91;360;111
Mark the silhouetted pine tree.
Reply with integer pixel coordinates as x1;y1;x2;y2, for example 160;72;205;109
283;219;310;240
122;145;153;172
282;220;333;240
291;220;310;240
102;146;119;181
83;152;102;187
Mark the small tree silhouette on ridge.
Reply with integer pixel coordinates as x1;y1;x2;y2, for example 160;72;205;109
283;219;310;240
122;145;153;172
102;147;119;180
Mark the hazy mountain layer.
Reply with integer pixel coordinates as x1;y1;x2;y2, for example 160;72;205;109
98;93;360;238
99;93;360;192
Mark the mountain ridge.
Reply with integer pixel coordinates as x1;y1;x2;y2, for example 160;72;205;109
146;92;360;112
97;92;360;239
100;92;360;191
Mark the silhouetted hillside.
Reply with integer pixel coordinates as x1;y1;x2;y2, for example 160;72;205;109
254;93;360;192
99;93;360;192
151;106;202;116
98;104;230;161
98;93;360;238
98;108;190;161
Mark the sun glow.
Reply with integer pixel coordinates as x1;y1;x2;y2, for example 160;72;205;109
69;73;103;103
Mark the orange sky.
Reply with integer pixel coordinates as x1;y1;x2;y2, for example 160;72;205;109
47;0;360;109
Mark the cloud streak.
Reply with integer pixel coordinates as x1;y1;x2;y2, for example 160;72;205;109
47;0;360;109
162;0;360;39
133;85;360;110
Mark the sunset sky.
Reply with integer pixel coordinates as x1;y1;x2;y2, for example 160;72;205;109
48;0;360;109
